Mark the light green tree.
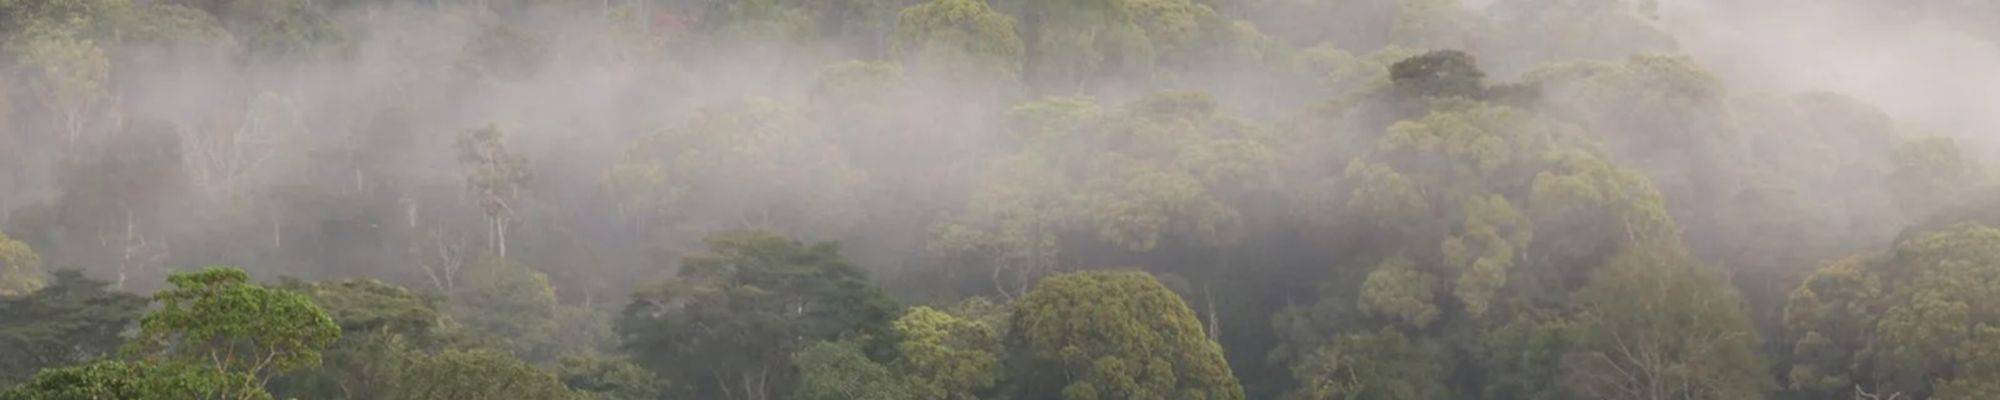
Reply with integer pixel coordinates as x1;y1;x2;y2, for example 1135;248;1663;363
1009;271;1244;400
0;360;270;400
1562;243;1768;400
0;230;43;296
792;341;918;400
891;0;1023;79
129;267;341;386
7;23;108;151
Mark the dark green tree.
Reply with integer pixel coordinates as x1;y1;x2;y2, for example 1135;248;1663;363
269;279;447;400
555;357;666;400
0;270;147;386
616;231;899;400
387;350;577;400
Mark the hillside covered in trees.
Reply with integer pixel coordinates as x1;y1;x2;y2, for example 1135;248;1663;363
3;0;1999;398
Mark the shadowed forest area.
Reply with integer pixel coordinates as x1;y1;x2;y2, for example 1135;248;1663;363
3;0;2000;398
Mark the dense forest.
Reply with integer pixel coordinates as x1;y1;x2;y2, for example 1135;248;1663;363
2;0;1999;398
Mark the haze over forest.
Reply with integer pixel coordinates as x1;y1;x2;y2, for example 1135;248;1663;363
3;0;2000;399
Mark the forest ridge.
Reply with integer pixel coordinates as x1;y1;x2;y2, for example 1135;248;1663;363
2;0;1999;399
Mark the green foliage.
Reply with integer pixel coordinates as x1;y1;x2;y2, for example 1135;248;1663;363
1781;257;1882;399
1870;224;2000;397
1285;328;1449;400
607;99;865;241
297;279;445;339
1389;50;1486;100
555;357;665;400
0;231;44;296
792;340;918;400
1009;271;1244;400
269;279;446;399
0;360;270;400
616;231;899;400
893;305;1004;399
449;256;561;361
1563;243;1768;400
1356;257;1439;329
934;92;1276;296
1888;136;1986;215
793;300;1007;400
891;0;1024;78
6;22;108;146
458;125;532;258
130;266;340;384
1778;225;2000;398
388;350;577;400
0;270;147;386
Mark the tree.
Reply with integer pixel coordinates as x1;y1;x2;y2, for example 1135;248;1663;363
606;100;865;245
893;305;1004;399
388;350;577;400
129;267;341;386
458;125;532;259
792;301;1006;400
1285;328;1449;400
1887;136;1985;216
1852;224;2000;398
1389;49;1486;101
1561;243;1768;400
555;357;666;400
792;340;918;400
891;0;1024;79
6;23;108;152
449;256;562;361
0;230;44;296
1008;271;1244;400
1778;224;2000;399
616;231;899;400
0;270;147;386
1356;256;1440;329
269;279;447;400
932;92;1276;298
0;360;270;400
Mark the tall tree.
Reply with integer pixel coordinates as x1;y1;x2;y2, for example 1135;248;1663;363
6;23;108;152
1008;271;1244;400
606;100;865;245
891;0;1024;80
128;267;341;386
1784;223;2000;398
269;279;447;400
458;125;532;259
449;256;562;361
1560;242;1769;400
616;231;899;400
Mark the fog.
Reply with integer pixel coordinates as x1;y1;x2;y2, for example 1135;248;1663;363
4;0;1999;398
1664;0;2000;150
